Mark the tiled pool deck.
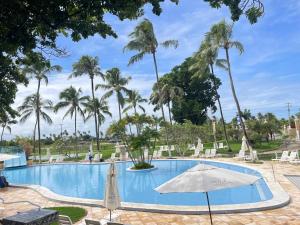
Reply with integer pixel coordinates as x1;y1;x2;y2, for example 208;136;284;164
1;159;300;225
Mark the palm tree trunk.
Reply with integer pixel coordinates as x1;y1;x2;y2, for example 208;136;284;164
134;107;139;134
1;126;5;142
152;52;166;121
91;78;100;154
75;107;78;158
33;119;37;161
225;48;252;156
118;100;122;121
167;101;172;125
36;79;41;163
209;64;231;152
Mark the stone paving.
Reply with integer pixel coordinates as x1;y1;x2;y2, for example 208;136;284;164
0;159;300;225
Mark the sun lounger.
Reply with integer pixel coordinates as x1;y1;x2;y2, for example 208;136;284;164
192;148;200;158
245;150;258;161
94;153;102;162
110;153;116;161
48;156;54;163
59;215;73;225
204;149;211;158
170;145;175;151
209;149;217;158
288;151;299;162
56;155;65;163
272;150;289;161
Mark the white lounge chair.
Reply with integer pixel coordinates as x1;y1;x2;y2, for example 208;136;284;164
59;215;73;225
170;145;175;151
288;151;299;162
245;150;258;161
56;155;64;163
48;156;54;163
218;142;224;149
192;148;200;158
152;150;158;159
159;146;164;152
110;153;116;161
272;150;289;162
84;153;89;161
234;150;246;160
204;149;211;158
209;149;217;158
94;153;102;162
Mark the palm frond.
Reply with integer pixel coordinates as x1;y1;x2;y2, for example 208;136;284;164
160;40;179;49
128;52;146;66
230;41;244;54
216;59;229;71
41;112;53;125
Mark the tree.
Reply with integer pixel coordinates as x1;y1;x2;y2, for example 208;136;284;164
71;55;104;153
190;38;231;151
158;57;219;125
208;20;252;155
22;53;61;160
18;94;53;162
151;81;183;125
83;97;112;142
96;68;131;121
123;90;147;115
124;18;178;121
0;113;17;142
1;0;263;120
54;86;88;157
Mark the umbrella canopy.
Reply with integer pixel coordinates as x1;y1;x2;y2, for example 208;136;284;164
104;162;121;211
0;154;19;162
89;143;93;155
155;163;259;193
241;136;248;152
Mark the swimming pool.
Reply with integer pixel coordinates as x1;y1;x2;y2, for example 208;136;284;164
3;160;273;206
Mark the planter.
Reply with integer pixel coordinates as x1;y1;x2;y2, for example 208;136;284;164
126;166;157;172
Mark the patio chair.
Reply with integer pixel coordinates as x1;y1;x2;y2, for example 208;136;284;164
245;150;258;161
209;149;217;158
111;153;116;161
59;215;73;225
204;149;211;158
152;150;158;159
234;150;246;160
288;151;299;162
94;153;102;162
218;142;224;149
84;153;89;161
170;145;175;151
272;150;289;162
48;156;54;163
85;219;101;225
192;148;200;158
56;155;64;163
159;146;164;152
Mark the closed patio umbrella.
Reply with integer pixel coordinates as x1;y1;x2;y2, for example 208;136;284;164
155;163;260;225
104;162;121;221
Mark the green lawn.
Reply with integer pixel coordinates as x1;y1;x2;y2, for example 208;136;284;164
46;207;87;225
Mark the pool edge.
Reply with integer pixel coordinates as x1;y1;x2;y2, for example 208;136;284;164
9;159;291;215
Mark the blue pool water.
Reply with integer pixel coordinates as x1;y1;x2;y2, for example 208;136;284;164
3;160;273;206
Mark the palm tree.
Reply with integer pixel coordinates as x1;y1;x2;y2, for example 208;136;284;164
71;56;104;153
18;94;53;162
160;83;183;125
0;113;17;142
208;20;251;154
54;86;88;157
22;55;61;160
96;68;131;121
124;18;178;121
83;97;112;141
191;38;231;151
123;90;147;115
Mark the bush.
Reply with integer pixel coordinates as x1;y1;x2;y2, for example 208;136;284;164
132;162;154;170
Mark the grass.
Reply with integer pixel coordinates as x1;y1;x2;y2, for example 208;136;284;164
46;207;87;225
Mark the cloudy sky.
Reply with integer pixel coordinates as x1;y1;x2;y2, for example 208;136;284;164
7;0;300;139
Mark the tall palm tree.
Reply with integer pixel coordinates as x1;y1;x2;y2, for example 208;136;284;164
124;18;178;121
83;97;112;141
160;83;183;125
0;113;17;142
18;94;53;162
191;38;231;151
123;90;147;115
208;20;251;154
22;55;61;160
96;68;131;121
54;86;88;157
71;56;104;153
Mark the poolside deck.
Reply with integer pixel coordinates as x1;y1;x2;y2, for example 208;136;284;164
1;159;299;225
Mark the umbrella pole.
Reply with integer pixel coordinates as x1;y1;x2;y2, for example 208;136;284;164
205;192;213;225
110;210;112;221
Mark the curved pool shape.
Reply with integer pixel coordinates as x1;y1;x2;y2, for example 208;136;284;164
3;160;273;206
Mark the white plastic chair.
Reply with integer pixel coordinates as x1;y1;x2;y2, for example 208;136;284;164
192;148;200;158
288;151;299;162
204;149;211;158
218;142;224;149
272;151;289;162
234;150;246;160
210;149;217;158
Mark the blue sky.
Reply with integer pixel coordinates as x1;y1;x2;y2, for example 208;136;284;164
8;0;300;139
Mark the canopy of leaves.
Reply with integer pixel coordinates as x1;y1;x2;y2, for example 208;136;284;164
158;57;220;125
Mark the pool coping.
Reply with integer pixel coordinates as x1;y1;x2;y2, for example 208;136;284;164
9;159;290;215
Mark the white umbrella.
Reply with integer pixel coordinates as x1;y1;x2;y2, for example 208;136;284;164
0;154;19;162
155;163;260;225
103;162;121;221
241;135;248;152
89;143;93;155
